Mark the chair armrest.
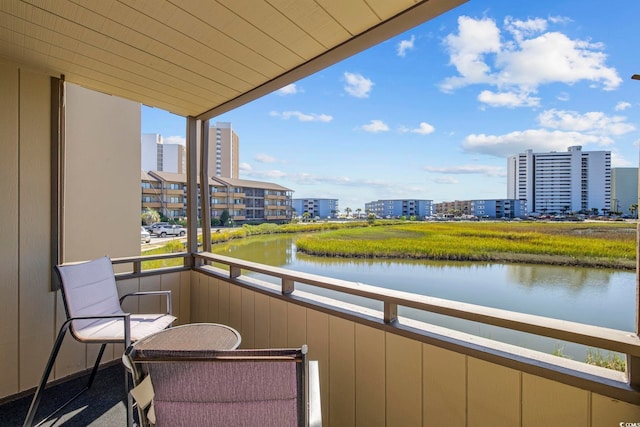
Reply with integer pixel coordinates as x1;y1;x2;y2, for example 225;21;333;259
308;360;322;427
63;313;132;346
120;290;172;315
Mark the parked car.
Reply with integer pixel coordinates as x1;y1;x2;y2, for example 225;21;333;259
152;224;187;237
140;226;151;243
145;222;169;232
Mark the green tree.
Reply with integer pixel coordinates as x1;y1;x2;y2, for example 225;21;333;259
630;204;638;219
220;209;230;226
141;208;160;225
345;207;352;218
302;212;311;222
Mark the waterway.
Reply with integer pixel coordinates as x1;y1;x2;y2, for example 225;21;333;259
210;233;635;362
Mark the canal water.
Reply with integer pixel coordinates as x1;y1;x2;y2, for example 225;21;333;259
211;233;635;361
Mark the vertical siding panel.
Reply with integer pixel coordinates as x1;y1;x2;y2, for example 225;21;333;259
217;280;230;325
0;61;19;397
178;271;190;325
228;284;242;334
139;275;163;313
254;293;270;348
287;303;307;348
386;332;422;427
468;358;520;427
329;316;355;427
240;289;255;348
522;374;588;427
591;393;640;426
159;272;180;321
18;70;56;387
306;309;329;425
423;344;466;427
189;271;202;322
355;324;385;427
269;298;288;347
206;275;218;323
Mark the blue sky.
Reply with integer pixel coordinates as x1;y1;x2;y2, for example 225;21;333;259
142;0;640;211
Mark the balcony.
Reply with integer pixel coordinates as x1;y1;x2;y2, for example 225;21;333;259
1;1;638;425
3;253;638;426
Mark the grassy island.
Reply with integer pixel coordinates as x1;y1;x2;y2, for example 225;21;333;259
294;221;637;270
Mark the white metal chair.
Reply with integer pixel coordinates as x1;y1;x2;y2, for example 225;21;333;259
23;256;176;427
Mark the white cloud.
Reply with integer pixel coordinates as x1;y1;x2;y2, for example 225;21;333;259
344;72;374;98
164;135;186;146
425;165;506;177
477;90;540;108
239;162;252;172
411;122;436;135
269;110;333;122
254;154;278;163
615;101;631;111
461;129;602;158
433;176;460;184
397;35;415;57
440;15;621;106
538;109;635;136
361;120;389;133
277;84;300;95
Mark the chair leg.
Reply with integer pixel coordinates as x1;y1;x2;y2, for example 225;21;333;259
23;333;108;427
23;324;69;427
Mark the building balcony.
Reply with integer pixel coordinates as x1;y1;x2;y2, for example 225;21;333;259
3;253;638;426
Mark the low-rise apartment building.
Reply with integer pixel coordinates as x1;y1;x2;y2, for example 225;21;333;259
292;198;339;219
141;171;293;223
365;199;432;219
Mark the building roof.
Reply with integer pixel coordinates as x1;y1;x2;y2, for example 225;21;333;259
0;0;466;120
212;176;293;192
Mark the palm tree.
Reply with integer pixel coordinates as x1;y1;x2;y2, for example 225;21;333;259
345;207;352;218
630;204;638;219
355;208;362;218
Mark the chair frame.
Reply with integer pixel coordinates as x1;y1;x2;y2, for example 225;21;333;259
23;260;173;427
124;345;321;427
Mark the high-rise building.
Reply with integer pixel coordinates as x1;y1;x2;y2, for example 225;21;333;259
611;167;639;216
507;146;610;215
207;122;239;178
141;133;186;174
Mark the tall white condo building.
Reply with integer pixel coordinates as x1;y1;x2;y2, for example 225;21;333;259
507;146;611;215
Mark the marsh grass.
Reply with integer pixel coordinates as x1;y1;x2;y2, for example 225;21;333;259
295;222;636;269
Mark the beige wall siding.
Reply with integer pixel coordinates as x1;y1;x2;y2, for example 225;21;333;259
193;271;640;426
0;61;159;399
63;83;141;262
0;61;20;398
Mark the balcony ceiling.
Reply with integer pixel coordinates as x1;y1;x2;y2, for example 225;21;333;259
0;0;466;120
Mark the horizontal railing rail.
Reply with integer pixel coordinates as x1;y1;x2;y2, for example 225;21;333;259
111;252;191;279
192;251;640;401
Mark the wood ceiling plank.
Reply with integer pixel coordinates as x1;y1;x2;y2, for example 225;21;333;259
218;0;326;61
268;0;351;49
318;0;380;35
27;0;263;91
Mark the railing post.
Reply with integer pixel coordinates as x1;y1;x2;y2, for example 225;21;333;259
384;302;397;323
282;278;294;295
628;355;640;390
230;266;241;278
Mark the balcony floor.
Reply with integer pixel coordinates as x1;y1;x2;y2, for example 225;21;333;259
1;363;130;426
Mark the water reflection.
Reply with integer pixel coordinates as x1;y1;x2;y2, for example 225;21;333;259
211;233;635;359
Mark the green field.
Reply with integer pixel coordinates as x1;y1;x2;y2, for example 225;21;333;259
295;221;637;269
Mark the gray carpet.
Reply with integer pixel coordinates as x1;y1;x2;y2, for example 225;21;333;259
0;364;134;426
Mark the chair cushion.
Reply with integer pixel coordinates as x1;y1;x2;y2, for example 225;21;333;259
72;314;177;343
